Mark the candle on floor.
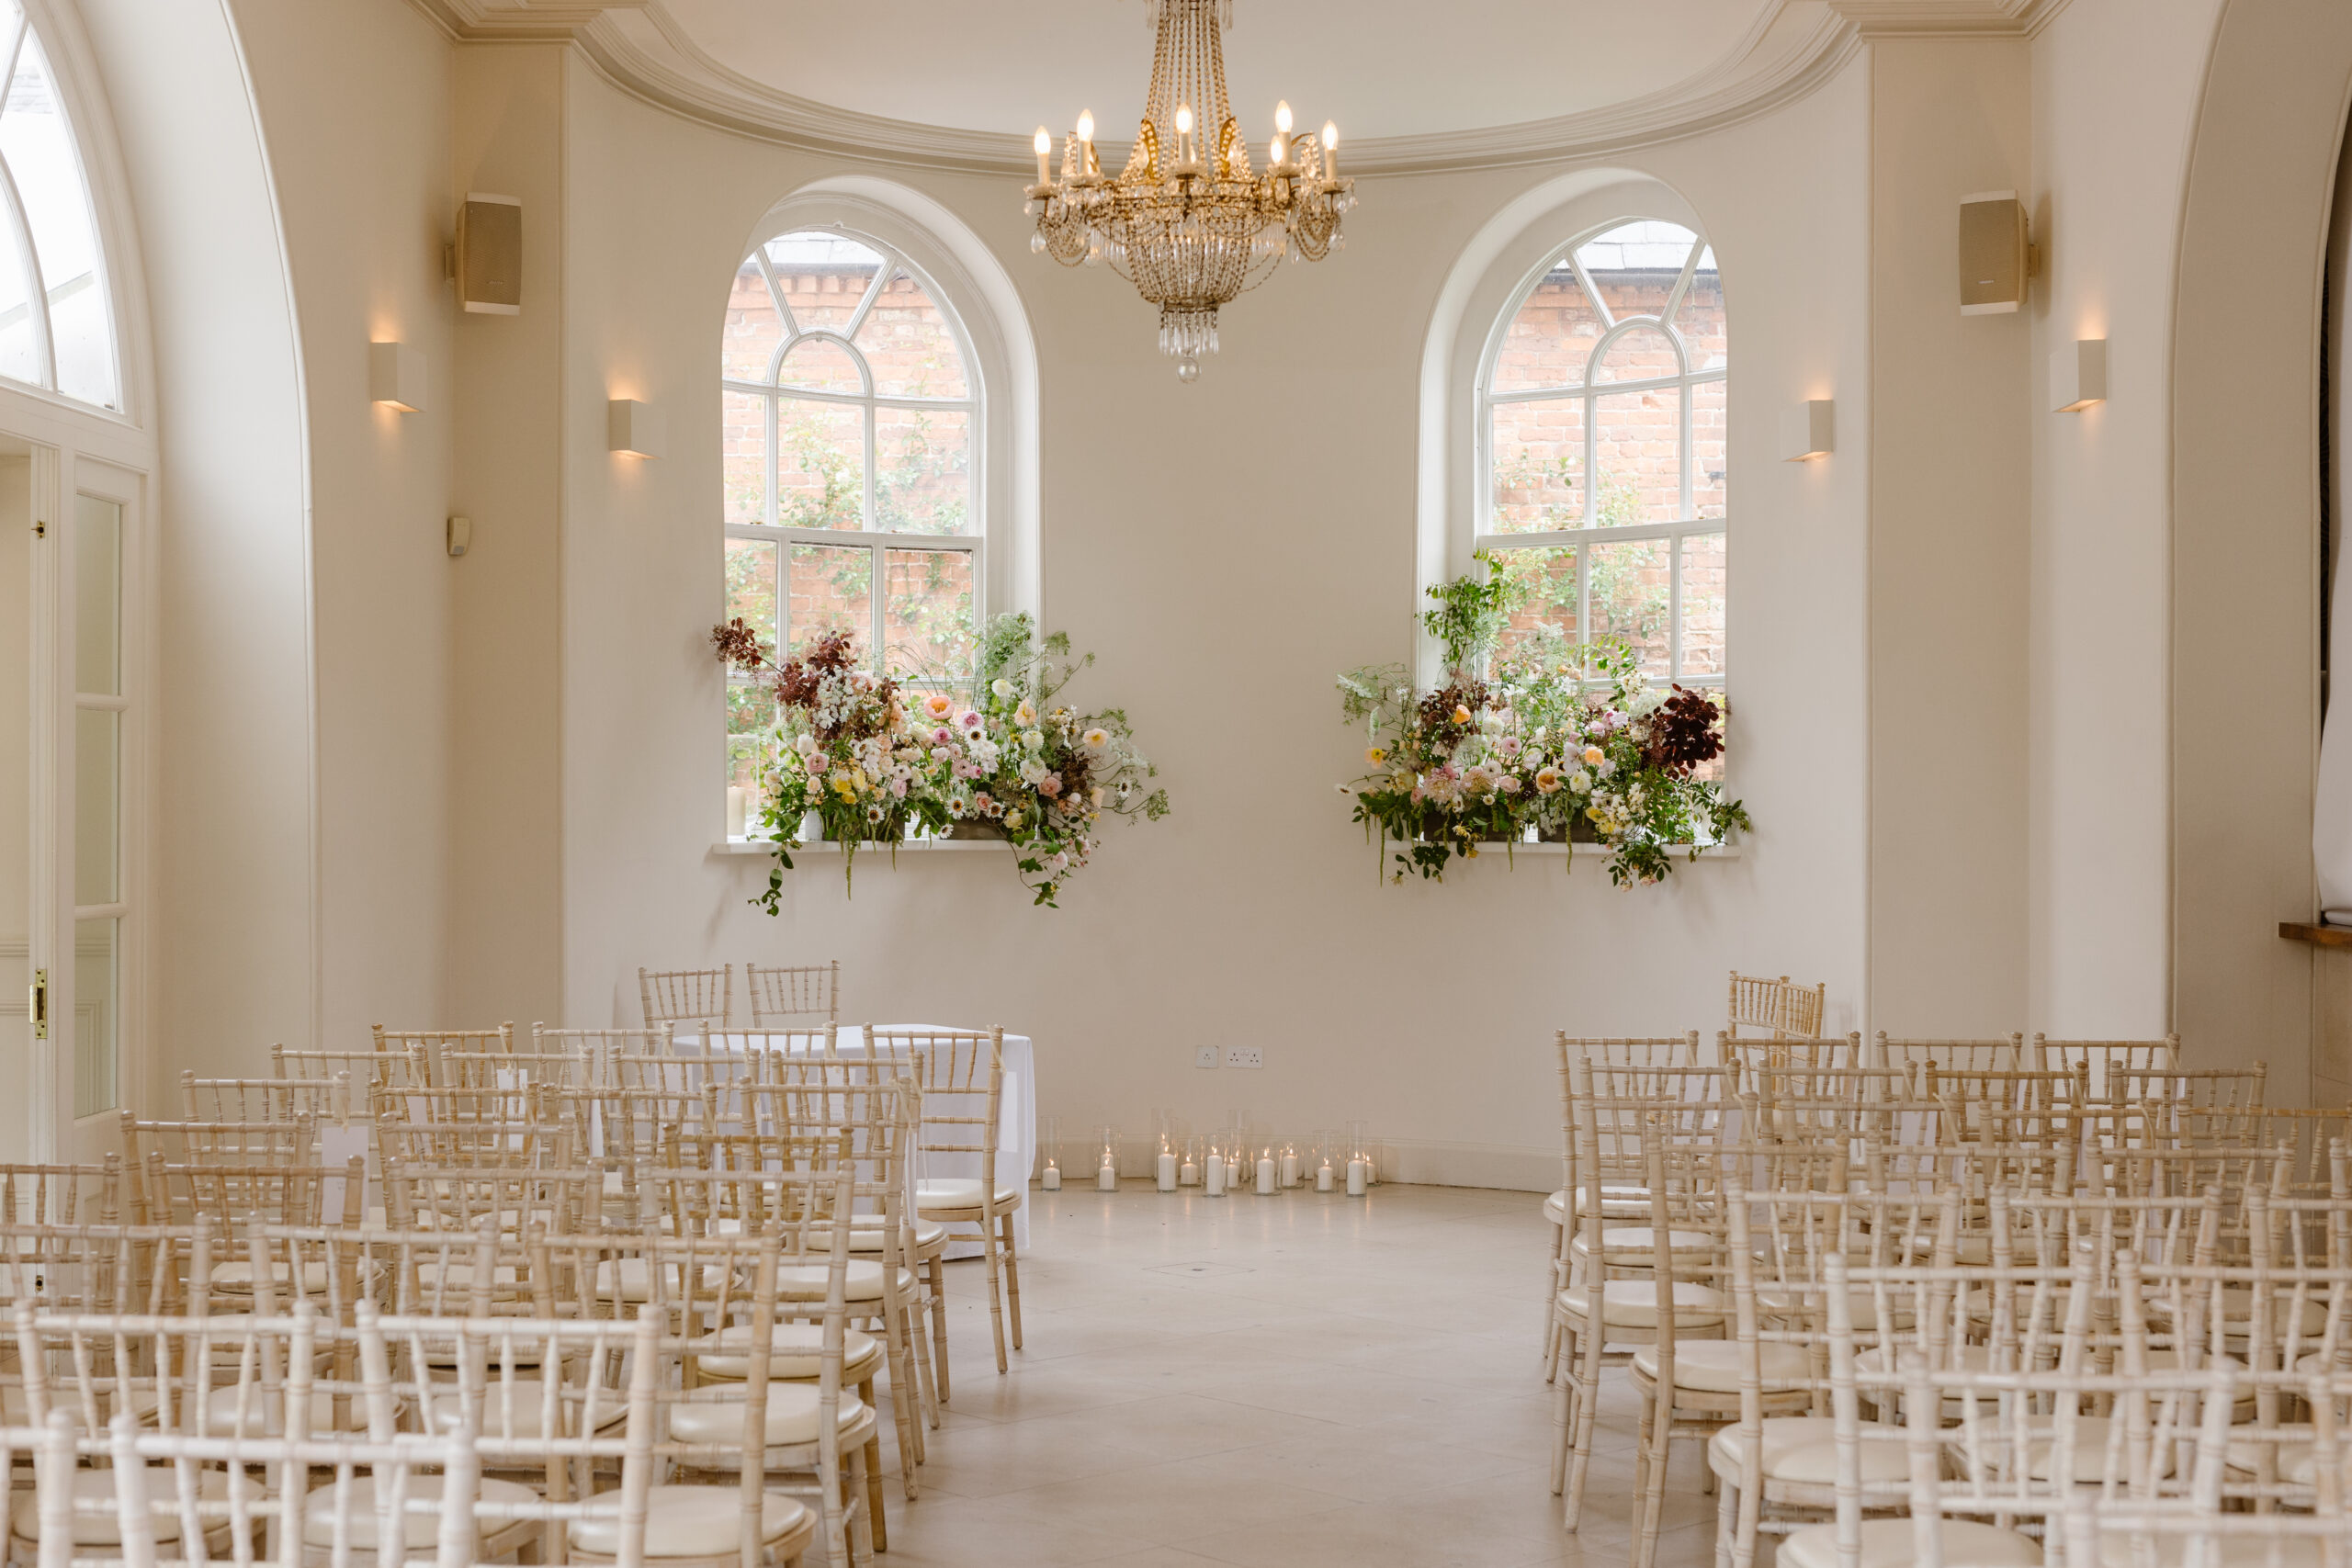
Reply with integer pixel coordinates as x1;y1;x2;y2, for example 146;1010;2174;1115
1317;1159;1334;1192
1346;1156;1367;1197
1181;1154;1199;1186
1256;1153;1276;1195
1204;1151;1226;1196
1097;1156;1117;1191
1280;1146;1301;1188
1157;1145;1178;1192
1042;1158;1061;1191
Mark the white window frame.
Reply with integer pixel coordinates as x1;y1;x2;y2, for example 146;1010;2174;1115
722;227;985;671
1473;218;1725;695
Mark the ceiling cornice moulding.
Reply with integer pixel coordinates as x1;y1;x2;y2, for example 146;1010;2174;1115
1823;0;2072;37
407;0;643;42
560;0;1867;179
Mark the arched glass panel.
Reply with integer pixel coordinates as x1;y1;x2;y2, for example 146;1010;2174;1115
722;225;986;821
0;2;116;410
1479;218;1726;735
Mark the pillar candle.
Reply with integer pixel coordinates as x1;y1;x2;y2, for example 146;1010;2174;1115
1096;1156;1117;1191
1317;1160;1334;1192
1204;1154;1226;1196
1041;1162;1060;1192
1157;1151;1178;1191
1256;1156;1276;1195
1346;1157;1367;1196
725;785;748;838
1280;1151;1300;1188
1180;1157;1199;1186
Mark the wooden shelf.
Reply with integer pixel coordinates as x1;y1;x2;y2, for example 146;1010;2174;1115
2280;921;2352;950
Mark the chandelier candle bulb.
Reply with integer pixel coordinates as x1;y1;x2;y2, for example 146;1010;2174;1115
1034;127;1052;186
1276;99;1293;134
1321;122;1340;184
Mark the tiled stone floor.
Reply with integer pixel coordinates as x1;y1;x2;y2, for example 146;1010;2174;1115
872;1180;1712;1568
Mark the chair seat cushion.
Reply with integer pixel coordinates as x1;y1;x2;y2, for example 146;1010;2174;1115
2223;1436;2352;1488
1782;1518;2041;1568
2094;1532;2328;1568
568;1486;813;1558
1558;1280;1727;1329
773;1260;912;1302
300;1475;540;1550
695;1325;884;1383
667;1384;868;1448
1568;1226;1715;1265
2023;1416;2172;1483
12;1468;231;1545
1709;1416;1909;1486
915;1179;1024;1213
209;1259;334;1295
1633;1340;1809;1394
842;1218;949;1256
1756;1287;1913;1332
134;1386;376;1438
1543;1186;1651;1224
424;1377;628;1439
2144;1287;2331;1338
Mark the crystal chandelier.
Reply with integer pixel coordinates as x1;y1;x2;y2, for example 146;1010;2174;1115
1024;0;1356;382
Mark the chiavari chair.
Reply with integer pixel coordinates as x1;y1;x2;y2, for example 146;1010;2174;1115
745;961;841;1028
1718;1030;1862;1079
1544;1033;1705;1369
640;964;736;1032
270;1041;417;1095
1873;1032;2031;1076
2032;1031;2179;1086
0;1159;125;1226
1727;974;1826;1041
119;1112;317;1175
178;1069;354;1125
373;1081;582;1170
127;1157;364;1306
378;1162;606;1245
0;1220;222;1322
371;1021;517;1078
879;1024;1022;1381
30;1405;478;1568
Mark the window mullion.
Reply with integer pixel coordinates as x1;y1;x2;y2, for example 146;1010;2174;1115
763;392;778;529
1669;534;1685;681
869;541;886;675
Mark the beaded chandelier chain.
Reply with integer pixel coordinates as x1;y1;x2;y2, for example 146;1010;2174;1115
1024;0;1356;382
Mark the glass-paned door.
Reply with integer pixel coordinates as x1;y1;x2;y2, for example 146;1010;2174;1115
4;437;140;1165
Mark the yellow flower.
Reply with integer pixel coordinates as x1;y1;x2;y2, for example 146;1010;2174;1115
1581;747;1604;767
1452;705;1471;726
1365;746;1386;765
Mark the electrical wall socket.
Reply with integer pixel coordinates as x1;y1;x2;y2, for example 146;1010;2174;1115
1194;1044;1219;1068
1224;1045;1263;1069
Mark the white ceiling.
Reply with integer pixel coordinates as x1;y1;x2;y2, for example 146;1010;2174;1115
660;1;1781;141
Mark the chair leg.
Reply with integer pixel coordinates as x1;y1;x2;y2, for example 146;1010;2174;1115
998;1212;1023;1353
980;1216;1008;1375
1632;1390;1671;1568
924;1255;951;1404
873;1312;920;1500
1714;1469;1737;1568
1541;1216;1563;1369
848;1442;876;1568
860;1399;888;1555
903;1292;939;1437
1562;1322;1603;1531
1549;1319;1575;1497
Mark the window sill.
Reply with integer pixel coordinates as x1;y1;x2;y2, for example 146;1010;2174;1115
1462;840;1744;860
711;837;1011;857
2280;921;2352;950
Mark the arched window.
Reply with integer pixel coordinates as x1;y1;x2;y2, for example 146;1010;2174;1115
721;224;984;807
1479;219;1722;701
0;0;118;410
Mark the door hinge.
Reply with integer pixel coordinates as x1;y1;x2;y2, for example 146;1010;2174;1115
28;969;45;1039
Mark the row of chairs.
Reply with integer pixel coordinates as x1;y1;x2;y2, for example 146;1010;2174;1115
639;964;840;1033
1539;1033;2348;1568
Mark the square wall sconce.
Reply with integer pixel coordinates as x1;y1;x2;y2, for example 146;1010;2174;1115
368;342;426;412
1781;399;1835;461
2051;338;2108;412
607;398;664;458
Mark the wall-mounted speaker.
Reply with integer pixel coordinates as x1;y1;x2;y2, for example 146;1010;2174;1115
1959;190;2031;316
456;193;522;316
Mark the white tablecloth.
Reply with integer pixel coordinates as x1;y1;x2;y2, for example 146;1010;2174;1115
672;1025;1035;1257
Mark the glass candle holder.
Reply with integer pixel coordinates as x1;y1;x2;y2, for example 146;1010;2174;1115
1097;1126;1119;1191
1040;1115;1062;1191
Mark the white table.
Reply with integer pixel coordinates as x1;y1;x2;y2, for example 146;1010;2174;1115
672;1025;1035;1258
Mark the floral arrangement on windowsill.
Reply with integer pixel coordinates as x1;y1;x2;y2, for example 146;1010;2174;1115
712;612;1168;908
1336;554;1749;886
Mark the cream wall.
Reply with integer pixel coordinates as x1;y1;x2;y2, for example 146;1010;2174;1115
230;0;458;1060
551;52;1872;1182
1866;39;2032;1036
2026;0;2224;1043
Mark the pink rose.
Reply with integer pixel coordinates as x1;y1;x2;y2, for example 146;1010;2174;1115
1037;775;1062;798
